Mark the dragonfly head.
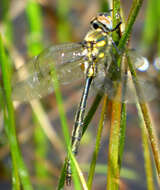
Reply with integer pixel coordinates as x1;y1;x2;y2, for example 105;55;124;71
90;12;113;33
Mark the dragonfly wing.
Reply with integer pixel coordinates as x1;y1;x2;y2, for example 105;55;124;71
12;43;86;101
127;49;150;71
122;50;157;102
92;70;158;103
122;75;158;103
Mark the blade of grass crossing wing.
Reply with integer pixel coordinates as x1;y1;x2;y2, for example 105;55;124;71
26;1;52;189
51;68;82;189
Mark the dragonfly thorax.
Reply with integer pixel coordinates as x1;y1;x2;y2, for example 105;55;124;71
82;12;115;75
81;25;112;76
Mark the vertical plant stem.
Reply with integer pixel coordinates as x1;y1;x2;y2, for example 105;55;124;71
106;1;122;189
58;92;103;189
107;87;122;190
26;0;43;55
3;111;21;190
57;0;71;42
141;0;158;48
157;1;160;55
137;103;155;190
106;0;145;189
25;1;52;189
100;0;109;12
127;56;160;181
114;0;159;185
2;0;13;45
112;0;121;44
51;71;70;148
87;96;108;189
118;103;126;168
139;103;160;180
118;0;144;51
0;34;33;190
51;68;82;189
68;149;88;190
83;93;103;136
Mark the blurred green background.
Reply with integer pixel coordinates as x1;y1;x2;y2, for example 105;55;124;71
0;0;160;189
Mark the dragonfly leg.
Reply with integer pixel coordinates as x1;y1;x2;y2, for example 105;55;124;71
66;76;93;185
110;20;122;32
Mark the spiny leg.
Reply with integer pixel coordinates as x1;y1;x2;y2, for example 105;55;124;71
66;76;93;185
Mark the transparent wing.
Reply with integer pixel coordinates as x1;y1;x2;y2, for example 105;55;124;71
92;50;158;103
12;43;86;101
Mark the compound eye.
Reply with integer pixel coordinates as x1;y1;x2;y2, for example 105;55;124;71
92;22;99;29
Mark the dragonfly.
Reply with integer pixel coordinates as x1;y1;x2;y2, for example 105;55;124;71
12;12;158;185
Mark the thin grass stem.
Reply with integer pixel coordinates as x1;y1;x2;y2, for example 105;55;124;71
87;96;108;189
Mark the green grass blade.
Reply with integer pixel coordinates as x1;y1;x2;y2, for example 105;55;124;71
51;68;82;189
26;0;43;55
124;1;160;176
57;92;103;189
1;0;34;188
56;0;72;42
112;0;121;44
127;55;160;182
106;2;122;189
82;93;103;136
116;0;159;185
100;0;109;12
107;89;122;190
157;1;160;55
3;110;21;190
87;96;108;189
118;103;127;168
51;70;70;148
0;34;33;190
2;0;13;46
83;164;139;180
25;1;52;189
136;103;155;190
142;0;158;48
69;149;88;190
118;0;144;51
118;60;128;169
57;161;67;189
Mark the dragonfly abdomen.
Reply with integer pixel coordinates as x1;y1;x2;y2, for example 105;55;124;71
66;76;93;185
